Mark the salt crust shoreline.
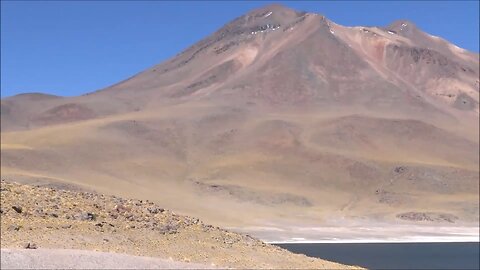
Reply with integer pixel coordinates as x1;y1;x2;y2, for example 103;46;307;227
234;226;480;244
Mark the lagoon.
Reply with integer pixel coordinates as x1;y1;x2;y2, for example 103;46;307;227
276;242;479;269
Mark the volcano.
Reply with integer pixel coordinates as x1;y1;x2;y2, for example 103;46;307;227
1;4;478;240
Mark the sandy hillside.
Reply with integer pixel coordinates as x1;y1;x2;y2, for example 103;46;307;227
0;180;359;269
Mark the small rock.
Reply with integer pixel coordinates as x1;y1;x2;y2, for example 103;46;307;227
147;207;164;214
394;166;407;174
114;204;130;214
34;208;45;216
12;206;22;213
145;221;157;229
158;224;178;234
224;239;235;245
8;225;20;231
61;225;72;229
24;243;37;249
74;212;96;221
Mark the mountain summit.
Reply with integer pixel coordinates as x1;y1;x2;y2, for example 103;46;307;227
3;4;478;128
1;4;478;239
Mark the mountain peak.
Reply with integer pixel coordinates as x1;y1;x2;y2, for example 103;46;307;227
386;20;417;33
201;3;307;43
245;3;307;23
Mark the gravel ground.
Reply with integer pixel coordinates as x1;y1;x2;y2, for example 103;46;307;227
0;180;357;269
0;248;215;269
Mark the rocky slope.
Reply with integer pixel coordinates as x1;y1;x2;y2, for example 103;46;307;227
0;180;357;269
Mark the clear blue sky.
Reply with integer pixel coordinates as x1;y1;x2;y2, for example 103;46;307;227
1;1;479;97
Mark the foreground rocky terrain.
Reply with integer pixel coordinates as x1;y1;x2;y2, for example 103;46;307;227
0;180;357;269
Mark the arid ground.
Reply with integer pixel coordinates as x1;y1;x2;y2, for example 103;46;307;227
0;180;358;269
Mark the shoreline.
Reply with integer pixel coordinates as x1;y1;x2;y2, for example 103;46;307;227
232;225;480;244
268;238;480;244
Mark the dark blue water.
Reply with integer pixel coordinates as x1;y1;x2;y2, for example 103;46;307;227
276;242;479;269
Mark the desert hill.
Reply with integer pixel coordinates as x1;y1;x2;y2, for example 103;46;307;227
0;180;358;268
